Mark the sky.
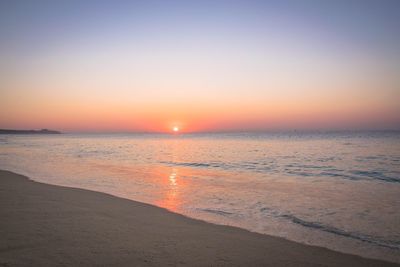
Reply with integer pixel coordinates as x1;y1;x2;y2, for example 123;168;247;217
0;0;399;132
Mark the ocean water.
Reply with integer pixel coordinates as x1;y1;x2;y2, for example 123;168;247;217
0;132;399;262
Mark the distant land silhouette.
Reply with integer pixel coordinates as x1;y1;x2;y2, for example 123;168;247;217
0;129;61;134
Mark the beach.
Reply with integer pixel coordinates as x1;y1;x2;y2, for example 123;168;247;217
1;133;399;262
0;170;397;266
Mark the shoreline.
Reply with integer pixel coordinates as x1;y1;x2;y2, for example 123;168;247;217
0;169;398;266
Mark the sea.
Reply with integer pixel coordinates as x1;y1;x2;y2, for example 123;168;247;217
0;132;399;263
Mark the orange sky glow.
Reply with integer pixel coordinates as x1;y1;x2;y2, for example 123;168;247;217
1;1;399;132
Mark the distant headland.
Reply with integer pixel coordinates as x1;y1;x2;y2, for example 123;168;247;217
0;129;61;134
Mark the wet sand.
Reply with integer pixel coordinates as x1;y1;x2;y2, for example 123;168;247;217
0;170;397;266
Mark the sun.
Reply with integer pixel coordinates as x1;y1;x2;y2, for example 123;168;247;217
173;126;179;132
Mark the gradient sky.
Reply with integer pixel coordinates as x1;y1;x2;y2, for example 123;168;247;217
1;0;399;132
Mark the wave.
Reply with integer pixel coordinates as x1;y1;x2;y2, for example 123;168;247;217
198;208;234;216
279;214;400;250
160;160;400;183
350;170;400;183
199;206;400;250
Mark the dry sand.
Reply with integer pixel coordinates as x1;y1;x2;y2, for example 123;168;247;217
0;170;398;266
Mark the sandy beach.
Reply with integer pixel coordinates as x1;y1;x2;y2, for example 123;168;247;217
0;170;397;267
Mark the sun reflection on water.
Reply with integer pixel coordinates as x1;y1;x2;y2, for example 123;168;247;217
169;168;177;187
155;168;183;212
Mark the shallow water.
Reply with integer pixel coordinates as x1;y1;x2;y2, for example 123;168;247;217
0;132;399;262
